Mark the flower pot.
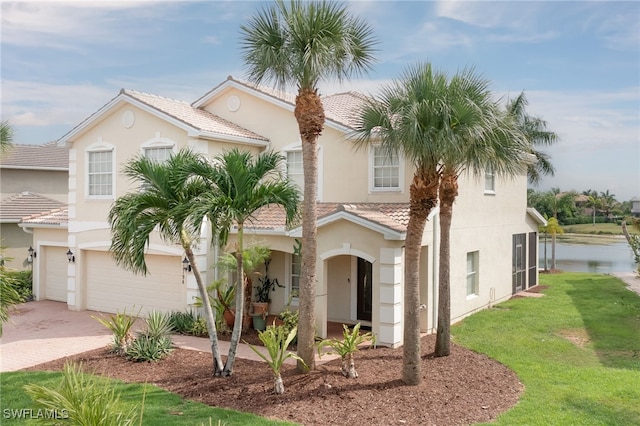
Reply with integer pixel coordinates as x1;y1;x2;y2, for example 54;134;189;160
223;309;235;328
251;302;269;316
252;314;267;331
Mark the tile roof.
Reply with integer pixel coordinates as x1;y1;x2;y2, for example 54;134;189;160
246;203;410;234
123;89;269;142
321;92;369;129
0;192;67;222
20;207;69;226
0;142;68;169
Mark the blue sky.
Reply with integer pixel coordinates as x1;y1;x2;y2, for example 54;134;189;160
2;1;639;201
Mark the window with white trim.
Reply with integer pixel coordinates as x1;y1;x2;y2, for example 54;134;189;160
372;146;400;189
466;251;479;297
289;252;301;300
484;168;495;194
144;146;173;163
88;150;113;197
286;150;304;191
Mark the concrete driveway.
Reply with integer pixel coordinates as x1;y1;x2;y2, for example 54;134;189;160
1;300;113;372
0;300;321;373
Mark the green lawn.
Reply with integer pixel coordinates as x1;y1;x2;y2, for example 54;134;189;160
453;272;640;425
0;371;292;425
563;222;638;236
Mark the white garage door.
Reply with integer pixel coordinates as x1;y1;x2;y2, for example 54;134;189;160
43;246;68;302
85;251;185;315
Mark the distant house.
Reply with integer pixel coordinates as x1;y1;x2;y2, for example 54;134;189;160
631;197;640;217
24;76;545;347
0;143;68;269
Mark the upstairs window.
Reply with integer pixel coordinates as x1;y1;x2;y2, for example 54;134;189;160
286;150;304;191
484;168;495;194
371;145;401;191
144;146;173;163
87;150;113;197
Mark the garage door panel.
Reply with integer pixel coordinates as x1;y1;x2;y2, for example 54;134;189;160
44;247;68;302
86;251;185;315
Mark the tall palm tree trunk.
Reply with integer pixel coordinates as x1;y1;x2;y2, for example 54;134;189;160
435;171;458;357
184;245;225;375
403;169;439;385
224;223;245;376
295;87;324;372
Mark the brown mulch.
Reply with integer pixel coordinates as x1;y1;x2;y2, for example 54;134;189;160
26;334;523;425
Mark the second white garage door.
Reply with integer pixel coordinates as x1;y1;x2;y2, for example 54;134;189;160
85;251;185;315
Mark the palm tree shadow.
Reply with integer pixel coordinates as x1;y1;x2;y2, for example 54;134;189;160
565;277;640;370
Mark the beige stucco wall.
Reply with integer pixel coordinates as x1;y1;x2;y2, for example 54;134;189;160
201;86;411;204
1;169;68;203
1;224;33;270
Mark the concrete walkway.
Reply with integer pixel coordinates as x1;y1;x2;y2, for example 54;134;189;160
1;300;337;372
611;271;640;296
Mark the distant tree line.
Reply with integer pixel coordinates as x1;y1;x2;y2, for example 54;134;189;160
527;188;631;225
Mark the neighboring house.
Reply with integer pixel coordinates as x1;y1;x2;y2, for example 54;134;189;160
631;197;640;217
1;143;68;269
24;76;545;347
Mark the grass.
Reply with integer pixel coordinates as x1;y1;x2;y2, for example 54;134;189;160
563;222;638;236
453;272;640;425
0;371;294;425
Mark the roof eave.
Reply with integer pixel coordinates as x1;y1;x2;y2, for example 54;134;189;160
195;131;270;147
0;166;68;171
527;207;547;226
19;223;68;229
289;211;406;240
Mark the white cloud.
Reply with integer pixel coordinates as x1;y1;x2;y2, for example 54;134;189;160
1;1;176;49
1;80;116;126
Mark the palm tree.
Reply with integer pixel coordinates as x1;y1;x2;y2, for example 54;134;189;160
188;149;300;376
240;0;377;371
435;69;529;357
585;194;602;225
1;120;14;156
599;190;618;222
355;63;453;385
108;150;226;374
505;92;558;185
540;217;563;270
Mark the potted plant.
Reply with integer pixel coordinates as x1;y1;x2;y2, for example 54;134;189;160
252;259;283;315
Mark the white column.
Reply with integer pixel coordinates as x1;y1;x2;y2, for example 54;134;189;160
377;247;403;347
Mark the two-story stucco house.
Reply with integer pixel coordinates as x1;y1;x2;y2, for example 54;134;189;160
1;142;68;270
24;76;545;347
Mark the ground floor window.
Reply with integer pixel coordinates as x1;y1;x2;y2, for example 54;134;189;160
466;251;479;297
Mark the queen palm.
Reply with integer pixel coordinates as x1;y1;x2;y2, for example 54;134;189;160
188;149;300;376
240;0;377;371
506;92;558;185
434;70;529;357
108;150;226;374
355;63;453;385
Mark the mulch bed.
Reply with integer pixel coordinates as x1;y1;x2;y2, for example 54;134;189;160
26;334;523;425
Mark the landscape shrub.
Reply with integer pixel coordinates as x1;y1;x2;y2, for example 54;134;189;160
126;311;173;362
2;269;32;301
91;309;138;354
169;310;208;337
24;361;139;425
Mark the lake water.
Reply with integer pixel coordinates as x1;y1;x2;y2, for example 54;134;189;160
539;240;636;274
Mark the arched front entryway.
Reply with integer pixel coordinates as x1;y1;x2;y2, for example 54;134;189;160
325;254;373;327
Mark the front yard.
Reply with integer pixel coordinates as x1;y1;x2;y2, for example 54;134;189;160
2;272;638;425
